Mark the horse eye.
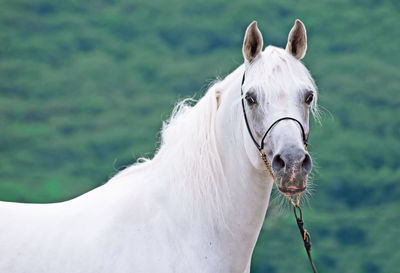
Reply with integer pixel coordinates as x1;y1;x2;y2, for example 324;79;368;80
305;93;314;105
245;94;256;105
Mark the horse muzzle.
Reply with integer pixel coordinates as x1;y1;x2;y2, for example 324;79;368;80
272;148;312;195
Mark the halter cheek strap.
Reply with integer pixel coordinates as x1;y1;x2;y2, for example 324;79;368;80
240;73;309;177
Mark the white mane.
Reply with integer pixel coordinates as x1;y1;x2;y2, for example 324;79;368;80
111;80;231;227
156;87;230;225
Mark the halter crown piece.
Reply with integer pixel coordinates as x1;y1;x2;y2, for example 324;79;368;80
240;72;318;273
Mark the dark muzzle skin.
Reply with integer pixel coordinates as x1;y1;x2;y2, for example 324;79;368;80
272;148;312;195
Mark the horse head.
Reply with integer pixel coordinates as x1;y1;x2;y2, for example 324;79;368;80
240;20;318;196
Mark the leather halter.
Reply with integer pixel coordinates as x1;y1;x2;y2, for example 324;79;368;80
240;72;308;176
240;72;318;273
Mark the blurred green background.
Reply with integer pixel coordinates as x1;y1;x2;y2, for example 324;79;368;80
0;0;399;272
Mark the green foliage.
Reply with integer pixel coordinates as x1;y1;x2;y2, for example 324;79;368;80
0;0;399;272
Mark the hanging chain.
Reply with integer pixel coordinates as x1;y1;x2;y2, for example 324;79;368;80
259;149;275;179
286;194;318;273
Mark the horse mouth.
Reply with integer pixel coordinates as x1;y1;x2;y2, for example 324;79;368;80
278;186;306;196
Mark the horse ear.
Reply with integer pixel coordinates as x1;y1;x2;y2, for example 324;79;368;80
285;19;307;60
242;21;263;63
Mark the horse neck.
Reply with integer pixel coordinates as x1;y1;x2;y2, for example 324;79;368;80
213;73;274;268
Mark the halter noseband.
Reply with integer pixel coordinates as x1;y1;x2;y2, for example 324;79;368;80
240;72;309;176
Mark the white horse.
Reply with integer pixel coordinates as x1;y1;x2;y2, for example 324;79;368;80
0;20;318;273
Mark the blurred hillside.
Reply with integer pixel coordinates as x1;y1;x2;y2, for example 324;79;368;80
0;0;399;272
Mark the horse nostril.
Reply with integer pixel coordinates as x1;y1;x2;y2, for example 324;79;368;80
302;153;312;174
272;154;285;173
